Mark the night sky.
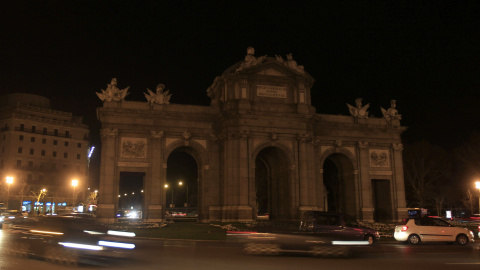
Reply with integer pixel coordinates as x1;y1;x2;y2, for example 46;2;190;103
2;1;480;175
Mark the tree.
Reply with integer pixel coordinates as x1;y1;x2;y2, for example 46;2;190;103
462;189;476;216
403;140;452;209
456;131;480;176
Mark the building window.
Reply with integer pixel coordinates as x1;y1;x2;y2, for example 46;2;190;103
16;160;21;167
31;137;35;142
64;153;68;158
28;161;33;167
31;126;36;133
77;143;82;148
65;130;70;138
43;127;47;134
65;141;69;147
54;129;58;136
41;150;45;156
53;151;57;157
20;124;24;131
18;147;22;154
77;154;81;159
19;135;24;141
42;138;46;144
53;140;58;145
30;149;34;155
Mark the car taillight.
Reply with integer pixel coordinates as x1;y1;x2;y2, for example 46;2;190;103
401;226;408;231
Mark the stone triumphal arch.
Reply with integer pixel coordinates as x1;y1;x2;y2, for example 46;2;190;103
96;48;407;223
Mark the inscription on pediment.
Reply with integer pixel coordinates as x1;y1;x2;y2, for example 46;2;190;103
257;85;287;98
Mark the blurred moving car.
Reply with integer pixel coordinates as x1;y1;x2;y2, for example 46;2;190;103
2;216;136;265
242;211;377;257
243;231;357;257
394;216;475;245
0;211;25;226
299;211;380;244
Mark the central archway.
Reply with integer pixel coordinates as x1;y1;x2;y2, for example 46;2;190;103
255;146;291;220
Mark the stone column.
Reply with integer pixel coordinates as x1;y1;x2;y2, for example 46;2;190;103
97;128;118;222
239;131;249;206
297;134;309;207
392;143;408;221
147;131;164;221
358;141;374;222
221;131;252;222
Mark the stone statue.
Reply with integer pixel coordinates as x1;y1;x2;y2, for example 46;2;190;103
144;84;172;105
96;78;130;102
275;53;305;73
381;100;402;122
347;98;369;119
235;47;267;72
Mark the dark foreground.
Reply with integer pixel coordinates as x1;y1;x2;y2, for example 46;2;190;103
1;234;480;270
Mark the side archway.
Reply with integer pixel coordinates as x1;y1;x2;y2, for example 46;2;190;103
318;148;358;218
163;140;209;220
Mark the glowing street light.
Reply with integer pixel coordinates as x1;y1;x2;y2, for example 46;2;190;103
165;184;173;207
71;179;78;205
6;176;13;209
179;181;189;207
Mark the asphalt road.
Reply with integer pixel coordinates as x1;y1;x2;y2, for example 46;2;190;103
1;238;479;270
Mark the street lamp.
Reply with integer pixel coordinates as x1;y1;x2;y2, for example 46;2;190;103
71;179;78;206
179;181;188;207
6;176;13;209
165;184;173;207
476;181;480;214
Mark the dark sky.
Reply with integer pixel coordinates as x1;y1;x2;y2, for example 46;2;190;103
2;0;480;151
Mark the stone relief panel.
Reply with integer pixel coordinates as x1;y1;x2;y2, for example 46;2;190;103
369;149;390;167
120;137;147;158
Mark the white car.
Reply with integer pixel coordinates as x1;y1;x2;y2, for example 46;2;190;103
394;217;474;245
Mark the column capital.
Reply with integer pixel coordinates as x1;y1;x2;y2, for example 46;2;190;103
100;128;118;137
151;130;164;139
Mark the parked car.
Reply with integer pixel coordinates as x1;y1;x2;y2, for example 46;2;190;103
394;216;475;245
299;211;380;244
2;216;136;265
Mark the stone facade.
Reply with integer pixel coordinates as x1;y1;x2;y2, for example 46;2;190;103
96;49;407;223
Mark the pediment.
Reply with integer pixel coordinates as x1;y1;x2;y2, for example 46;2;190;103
223;57;313;80
252;65;292;77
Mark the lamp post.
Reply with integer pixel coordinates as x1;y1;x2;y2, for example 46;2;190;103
71;179;78;207
36;188;46;215
476;181;480;214
6;176;13;209
165;184;173;207
179;181;188;207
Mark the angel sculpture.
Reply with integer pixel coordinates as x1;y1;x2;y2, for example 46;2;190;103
347;98;369;119
144;84;172;105
96;78;130;102
235;47;267;73
381;100;401;122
